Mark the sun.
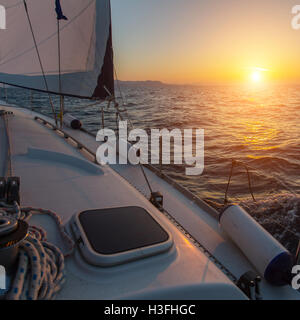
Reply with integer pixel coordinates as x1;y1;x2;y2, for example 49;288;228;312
251;71;262;83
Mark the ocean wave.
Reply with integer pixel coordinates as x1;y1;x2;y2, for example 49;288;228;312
240;194;300;253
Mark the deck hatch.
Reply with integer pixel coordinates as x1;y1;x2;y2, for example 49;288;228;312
72;206;173;266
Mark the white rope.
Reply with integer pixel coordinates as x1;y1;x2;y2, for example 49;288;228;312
0;204;75;300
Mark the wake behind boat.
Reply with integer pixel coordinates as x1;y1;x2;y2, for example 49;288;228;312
0;0;299;300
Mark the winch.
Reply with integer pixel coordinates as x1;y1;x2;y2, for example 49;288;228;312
0;176;28;270
0;217;28;269
0;176;73;300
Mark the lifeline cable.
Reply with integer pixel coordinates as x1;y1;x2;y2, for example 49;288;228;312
224;159;256;204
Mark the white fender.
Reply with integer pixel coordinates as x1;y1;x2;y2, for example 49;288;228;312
220;205;293;286
63;113;82;130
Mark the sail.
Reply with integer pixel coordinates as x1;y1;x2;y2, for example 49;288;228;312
0;0;114;100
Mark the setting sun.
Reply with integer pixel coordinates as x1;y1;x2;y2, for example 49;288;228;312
251;71;262;83
112;1;300;85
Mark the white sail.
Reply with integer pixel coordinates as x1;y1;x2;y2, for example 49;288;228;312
0;0;114;99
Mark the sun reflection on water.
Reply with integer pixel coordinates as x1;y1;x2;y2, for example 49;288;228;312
241;120;279;151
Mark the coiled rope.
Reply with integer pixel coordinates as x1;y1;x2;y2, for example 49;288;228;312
0;203;75;300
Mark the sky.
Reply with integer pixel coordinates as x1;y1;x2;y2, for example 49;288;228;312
111;0;300;84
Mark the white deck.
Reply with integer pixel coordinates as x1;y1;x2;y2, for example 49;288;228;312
0;104;299;300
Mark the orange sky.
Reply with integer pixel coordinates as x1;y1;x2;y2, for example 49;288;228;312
112;0;300;84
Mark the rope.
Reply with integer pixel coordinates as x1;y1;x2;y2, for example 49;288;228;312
243;162;298;198
199;155;300;211
3;84;8;103
113;67;134;131
23;0;58;126
139;164;153;194
0;204;75;300
30;90;34;110
111;102;153;194
21;207;75;257
101;107;105;129
214;155;299;199
224;159;256;204
109;69;154;196
84;101;104;109
224;160;235;204
7;236;65;300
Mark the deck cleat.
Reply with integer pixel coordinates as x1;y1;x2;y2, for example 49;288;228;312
6;177;20;205
237;271;262;300
150;192;164;209
0;178;6;202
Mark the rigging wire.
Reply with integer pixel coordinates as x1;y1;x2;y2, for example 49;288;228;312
112;66;154;196
204;154;299;207
0;80;101;101
114;66;134;130
22;0;58;126
245;162;298;198
224;159;256;204
2;84;8;103
223;156;298;198
57;19;64;128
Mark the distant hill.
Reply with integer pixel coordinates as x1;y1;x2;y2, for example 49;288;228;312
115;80;165;86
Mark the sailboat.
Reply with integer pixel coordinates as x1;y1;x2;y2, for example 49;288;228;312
0;0;299;300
